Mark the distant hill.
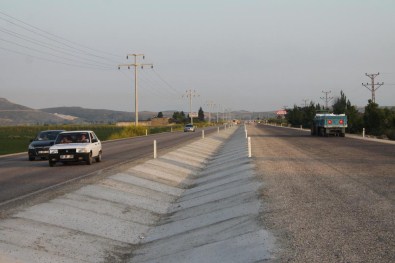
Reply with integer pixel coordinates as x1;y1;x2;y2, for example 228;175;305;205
0;98;179;125
0;97;282;126
40;107;177;123
0;98;31;111
41;107;134;123
0;98;70;126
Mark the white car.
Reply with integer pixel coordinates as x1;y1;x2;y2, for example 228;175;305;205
184;123;196;132
48;131;102;167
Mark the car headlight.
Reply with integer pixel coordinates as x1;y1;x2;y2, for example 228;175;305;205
76;148;89;153
50;149;58;154
28;144;35;149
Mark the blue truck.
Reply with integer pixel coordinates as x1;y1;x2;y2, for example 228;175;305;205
311;113;348;137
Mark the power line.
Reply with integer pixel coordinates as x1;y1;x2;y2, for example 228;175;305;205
0;16;117;64
0;10;120;60
138;72;180;108
139;70;180;98
0;26;114;68
0;10;121;70
0;37;114;69
151;69;182;95
0;46;112;70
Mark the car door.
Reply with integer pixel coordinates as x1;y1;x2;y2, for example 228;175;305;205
90;132;101;157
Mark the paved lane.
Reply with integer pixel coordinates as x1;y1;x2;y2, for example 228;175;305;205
0;127;219;205
249;124;395;263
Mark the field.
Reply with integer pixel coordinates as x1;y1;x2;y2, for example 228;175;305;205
0;124;184;156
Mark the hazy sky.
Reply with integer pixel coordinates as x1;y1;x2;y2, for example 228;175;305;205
1;0;394;113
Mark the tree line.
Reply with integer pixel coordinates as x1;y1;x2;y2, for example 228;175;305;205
285;91;395;139
157;107;205;124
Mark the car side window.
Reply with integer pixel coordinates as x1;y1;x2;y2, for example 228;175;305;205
91;132;99;143
90;133;96;143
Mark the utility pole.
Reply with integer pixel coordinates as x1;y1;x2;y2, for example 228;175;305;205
302;99;309;108
224;108;230;122
118;54;153;126
220;104;225;122
320;90;333;110
216;103;219;123
183;89;199;124
362;73;384;103
205;100;215;123
227;108;232;122
280;106;288;122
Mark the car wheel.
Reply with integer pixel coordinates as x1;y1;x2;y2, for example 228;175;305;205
95;152;102;162
49;160;55;167
86;152;93;165
29;156;35;161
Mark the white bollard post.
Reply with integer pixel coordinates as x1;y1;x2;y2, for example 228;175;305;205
153;140;157;159
217;127;220;134
363;128;365;138
248;137;251;158
146;129;148;136
202;130;205;139
300;125;303;130
171;127;173;133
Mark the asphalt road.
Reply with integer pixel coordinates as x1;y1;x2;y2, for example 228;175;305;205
0;127;219;206
249;124;395;263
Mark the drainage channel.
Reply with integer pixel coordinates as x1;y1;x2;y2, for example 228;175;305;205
0;126;275;263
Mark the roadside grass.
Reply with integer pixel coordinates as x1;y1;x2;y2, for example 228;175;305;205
0;124;184;155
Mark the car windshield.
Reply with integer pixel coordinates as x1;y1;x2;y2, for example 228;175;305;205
36;131;61;141
186;124;193;127
55;133;90;144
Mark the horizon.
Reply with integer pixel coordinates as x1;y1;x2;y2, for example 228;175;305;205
2;97;393;116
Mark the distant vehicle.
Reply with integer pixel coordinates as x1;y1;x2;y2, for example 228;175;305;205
48;131;102;167
311;113;347;137
28;130;65;161
184;123;196;132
